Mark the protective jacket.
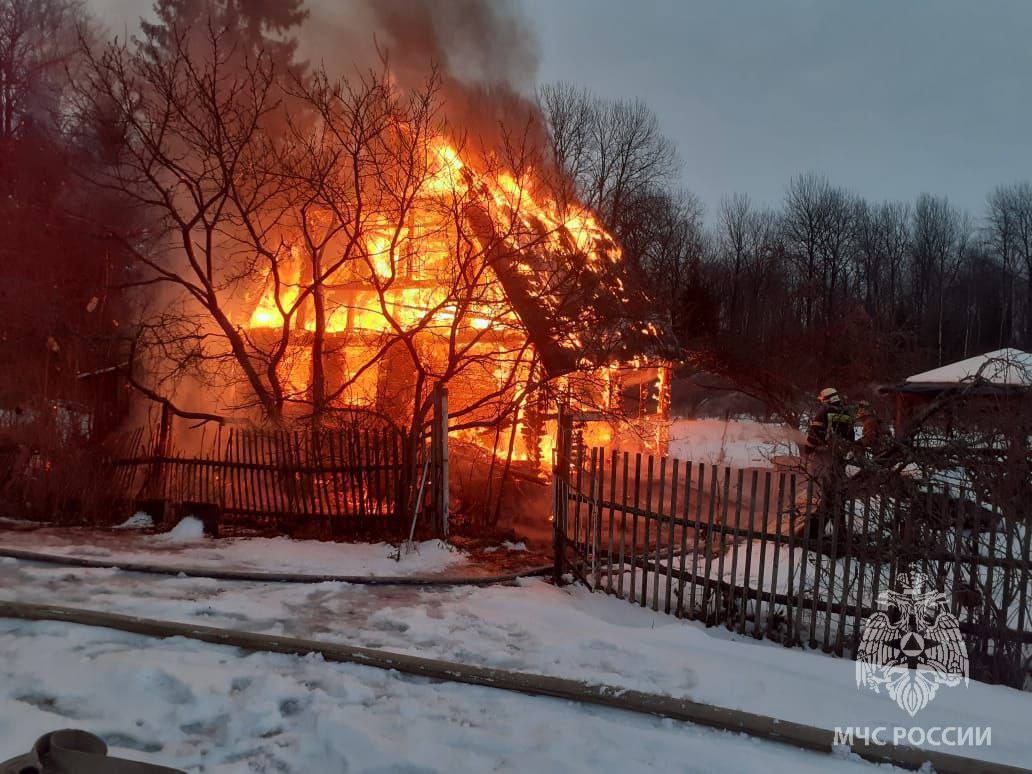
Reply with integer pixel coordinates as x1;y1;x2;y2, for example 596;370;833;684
806;403;855;450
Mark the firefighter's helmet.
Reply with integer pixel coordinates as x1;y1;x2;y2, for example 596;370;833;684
818;387;841;404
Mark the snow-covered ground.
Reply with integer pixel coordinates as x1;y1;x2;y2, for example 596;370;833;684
0;618;883;773
0;519;467;577
669;418;801;468
1;550;1029;769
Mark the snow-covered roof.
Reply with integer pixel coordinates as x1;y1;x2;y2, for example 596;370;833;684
904;348;1032;386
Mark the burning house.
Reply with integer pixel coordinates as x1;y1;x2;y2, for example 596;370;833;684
59;19;682;533
240;137;680;468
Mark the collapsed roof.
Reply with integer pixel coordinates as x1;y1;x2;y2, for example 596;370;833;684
471;208;682;378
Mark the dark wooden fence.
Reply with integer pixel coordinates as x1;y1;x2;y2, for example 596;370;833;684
109;425;428;537
2;388;453;539
102;389;454;539
553;429;1032;688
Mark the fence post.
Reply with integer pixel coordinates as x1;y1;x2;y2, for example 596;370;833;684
431;384;449;538
146;402;172;504
553;402;572;584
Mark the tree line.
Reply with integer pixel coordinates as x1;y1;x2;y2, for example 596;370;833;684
539;83;1032;410
2;0;1026;426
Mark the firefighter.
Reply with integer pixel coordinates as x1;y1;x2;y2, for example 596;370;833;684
856;400;889;457
803;387;856;539
805;387;855;453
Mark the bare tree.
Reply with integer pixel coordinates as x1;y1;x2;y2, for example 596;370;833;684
911;194;969;364
619;187;705;338
75;23;294;420
718;192;750;332
781;172;855;332
539;83;680;268
986;182;1032;348
717;193;784;338
0;0;85;139
537;82;593;208
852;199;910;328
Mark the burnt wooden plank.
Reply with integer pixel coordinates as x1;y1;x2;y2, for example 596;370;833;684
652;455;666;611
688;464;706;617
617;451;630;599
675;460;693;618
629;453;642;604
664;458;679;615
640;455;655;608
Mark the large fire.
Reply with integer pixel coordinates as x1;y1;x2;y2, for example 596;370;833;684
248;139;618;332
242;137;670;465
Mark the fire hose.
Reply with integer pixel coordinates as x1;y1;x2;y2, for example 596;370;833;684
0;729;184;774
0;600;1023;774
0;546;551;586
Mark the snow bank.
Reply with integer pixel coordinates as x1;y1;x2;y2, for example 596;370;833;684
1;558;1027;768
114;512;154;530
0;619;882;772
155;516;205;542
0;527;467;577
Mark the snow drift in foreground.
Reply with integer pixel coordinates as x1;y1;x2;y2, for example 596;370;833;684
0;619;886;772
0;554;1028;769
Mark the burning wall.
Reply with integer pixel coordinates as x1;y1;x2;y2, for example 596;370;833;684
93;0;679;473
242;137;677;465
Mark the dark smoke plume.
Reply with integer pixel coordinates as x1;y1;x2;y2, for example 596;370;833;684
302;0;545;155
107;0;547;154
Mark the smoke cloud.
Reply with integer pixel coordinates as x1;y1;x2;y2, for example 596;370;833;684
90;0;546;153
301;0;545;153
303;0;538;91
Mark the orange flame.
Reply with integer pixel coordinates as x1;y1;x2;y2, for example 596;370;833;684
243;138;658;466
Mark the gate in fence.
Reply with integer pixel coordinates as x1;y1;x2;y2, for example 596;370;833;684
552;407;1032;687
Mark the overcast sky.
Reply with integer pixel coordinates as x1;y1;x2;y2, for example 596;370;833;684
521;0;1031;217
91;0;1031;219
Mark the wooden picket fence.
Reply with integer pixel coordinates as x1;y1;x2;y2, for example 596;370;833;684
98;421;448;539
553;426;1032;688
1;387;453;539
